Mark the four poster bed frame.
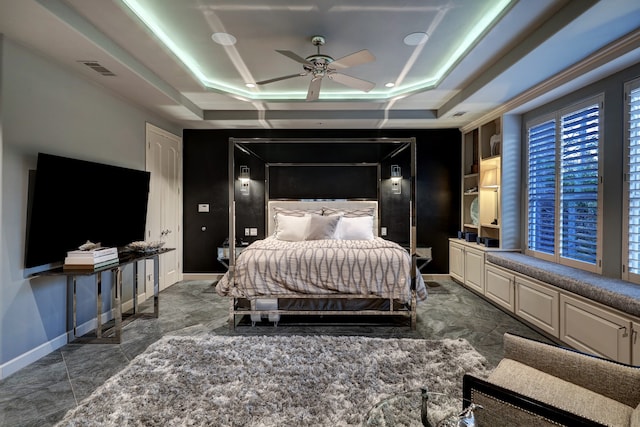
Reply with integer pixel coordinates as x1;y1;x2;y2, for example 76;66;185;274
222;137;420;330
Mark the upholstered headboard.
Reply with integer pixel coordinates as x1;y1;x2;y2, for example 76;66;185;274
267;200;379;236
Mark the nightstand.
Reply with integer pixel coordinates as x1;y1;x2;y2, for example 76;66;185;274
216;245;248;269
416;247;432;272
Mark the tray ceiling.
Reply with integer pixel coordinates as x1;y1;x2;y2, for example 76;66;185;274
1;0;640;129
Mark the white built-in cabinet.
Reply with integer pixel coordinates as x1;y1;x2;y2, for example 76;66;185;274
449;241;465;283
462;259;639;364
484;264;515;312
449;239;505;295
451;113;639;364
560;294;632;364
482;264;560;338
515;276;560;338
464;246;485;294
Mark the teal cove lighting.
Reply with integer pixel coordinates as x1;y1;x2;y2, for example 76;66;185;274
119;0;514;101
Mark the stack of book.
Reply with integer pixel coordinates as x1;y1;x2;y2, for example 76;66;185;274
63;247;119;270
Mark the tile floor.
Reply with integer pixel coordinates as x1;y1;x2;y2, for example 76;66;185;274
0;279;550;427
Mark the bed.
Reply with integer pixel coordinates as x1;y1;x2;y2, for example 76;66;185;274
216;200;427;329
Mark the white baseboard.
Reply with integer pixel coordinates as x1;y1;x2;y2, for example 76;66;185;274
121;292;148;313
0;333;67;380
182;273;223;281
0;308;120;380
421;273;451;281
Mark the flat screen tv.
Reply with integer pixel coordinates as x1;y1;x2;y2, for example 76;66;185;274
25;153;151;269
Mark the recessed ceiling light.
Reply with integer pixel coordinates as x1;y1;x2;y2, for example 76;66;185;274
245;83;256;88
403;32;429;46
211;32;237;46
385;82;395;88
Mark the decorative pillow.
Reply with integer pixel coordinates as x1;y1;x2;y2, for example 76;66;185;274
272;208;322;236
336;216;375;240
322;207;375;217
274;214;311;241
306;214;341;240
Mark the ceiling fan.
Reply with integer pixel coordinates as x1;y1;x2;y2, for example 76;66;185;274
256;35;376;101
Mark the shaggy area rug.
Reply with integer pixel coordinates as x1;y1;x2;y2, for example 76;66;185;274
56;335;490;426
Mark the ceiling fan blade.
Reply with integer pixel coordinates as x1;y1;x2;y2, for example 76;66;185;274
306;77;323;101
328;73;375;92
276;50;313;66
256;72;307;85
330;50;375;69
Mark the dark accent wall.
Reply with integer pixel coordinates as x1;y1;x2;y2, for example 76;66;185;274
183;129;461;273
182;134;228;272
269;165;378;199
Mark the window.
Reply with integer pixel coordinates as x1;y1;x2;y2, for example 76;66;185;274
526;97;602;272
624;79;640;283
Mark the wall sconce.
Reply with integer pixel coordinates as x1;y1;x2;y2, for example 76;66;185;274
481;168;499;225
239;165;250;196
390;165;402;195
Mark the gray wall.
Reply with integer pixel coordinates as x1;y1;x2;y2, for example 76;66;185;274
521;61;640;278
0;36;180;377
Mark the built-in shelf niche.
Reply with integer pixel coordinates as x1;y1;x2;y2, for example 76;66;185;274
459;114;520;249
480;118;501;160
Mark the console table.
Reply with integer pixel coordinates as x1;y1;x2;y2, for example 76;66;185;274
44;248;174;344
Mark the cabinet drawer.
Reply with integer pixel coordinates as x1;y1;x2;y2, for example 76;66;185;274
465;248;485;294
560;294;631;364
485;265;514;312
515;277;559;338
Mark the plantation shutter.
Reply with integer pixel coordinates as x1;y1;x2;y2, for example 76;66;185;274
527;120;556;255
559;104;600;265
627;86;640;275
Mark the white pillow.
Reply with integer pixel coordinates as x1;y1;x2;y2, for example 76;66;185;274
274;214;310;241
336;216;374;240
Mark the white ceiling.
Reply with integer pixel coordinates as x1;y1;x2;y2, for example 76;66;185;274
1;0;640;130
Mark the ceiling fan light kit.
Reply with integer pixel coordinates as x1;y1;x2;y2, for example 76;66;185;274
256;35;376;101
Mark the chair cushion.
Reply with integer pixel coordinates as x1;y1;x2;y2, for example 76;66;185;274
489;359;633;427
503;333;640;408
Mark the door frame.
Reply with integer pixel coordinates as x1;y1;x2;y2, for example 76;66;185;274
145;122;183;294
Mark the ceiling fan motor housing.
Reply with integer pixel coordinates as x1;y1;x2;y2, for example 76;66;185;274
306;36;333;76
304;54;333;75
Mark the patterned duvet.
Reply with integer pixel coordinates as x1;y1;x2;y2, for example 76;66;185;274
216;237;428;303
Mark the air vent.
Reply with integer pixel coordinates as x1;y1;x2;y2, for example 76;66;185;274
453;111;467;117
78;61;116;76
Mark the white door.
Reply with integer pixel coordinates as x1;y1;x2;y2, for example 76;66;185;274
146;123;182;292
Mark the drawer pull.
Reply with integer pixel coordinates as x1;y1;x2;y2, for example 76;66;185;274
619;326;629;338
633;329;638;344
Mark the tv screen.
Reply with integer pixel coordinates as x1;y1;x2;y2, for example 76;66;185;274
25;153;151;269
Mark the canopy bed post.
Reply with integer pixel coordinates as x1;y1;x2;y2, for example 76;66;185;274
410;137;417;329
264;163;270;240
228;138;237;330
